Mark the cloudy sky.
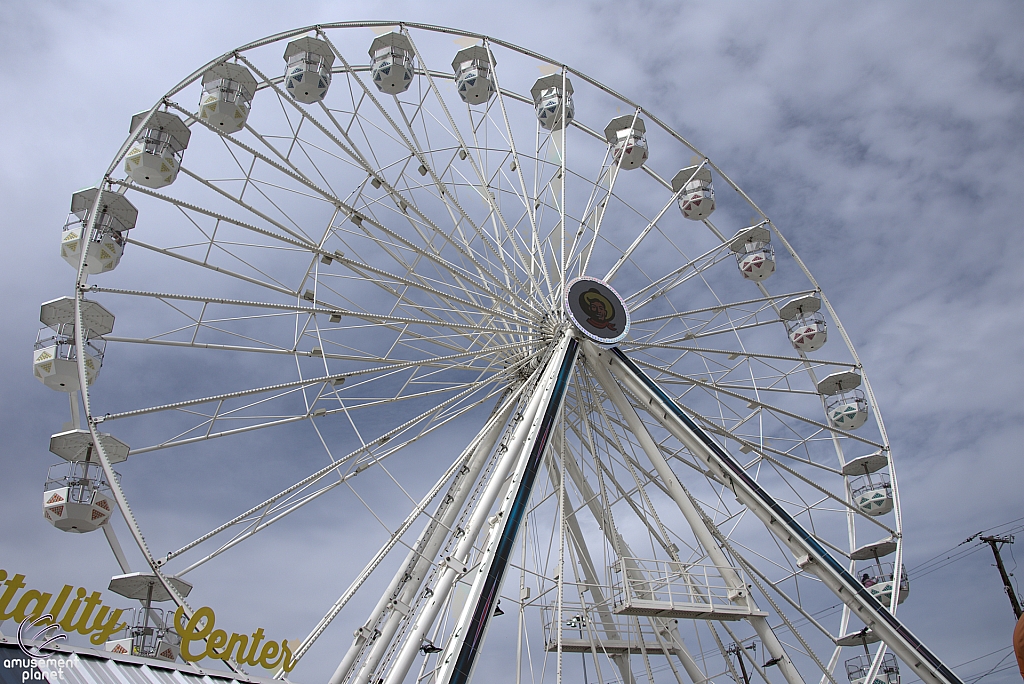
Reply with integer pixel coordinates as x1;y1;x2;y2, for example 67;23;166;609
1;2;1022;684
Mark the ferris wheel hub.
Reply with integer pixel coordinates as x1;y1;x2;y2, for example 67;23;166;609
564;277;630;345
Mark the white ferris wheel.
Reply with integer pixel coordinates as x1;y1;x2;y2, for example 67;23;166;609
33;21;961;684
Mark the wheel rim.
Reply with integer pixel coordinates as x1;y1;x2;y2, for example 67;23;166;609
54;21;927;684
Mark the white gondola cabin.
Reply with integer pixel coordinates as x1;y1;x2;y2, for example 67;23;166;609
106;573;193;660
104;607;180;661
43;429;127;534
843;451;894;516
370;32;415;95
671;161;715;220
284;37;335;103
817;370;870;430
199;62;257;132
452;45;496;105
858;562;909;606
779;294;827;352
33;297;113;392
124;111;190;189
846;654;900;684
531;74;574;131
61;187;137;274
604;115;648;170
850;473;893;516
729;223;776;281
43;460;114;533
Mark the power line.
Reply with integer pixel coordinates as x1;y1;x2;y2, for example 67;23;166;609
910;516;1024;570
964;651;1014;683
911;544;988;580
906;518;1024;579
910;531;989;572
893;647;1012;684
950;646;1013;669
1007;542;1020;598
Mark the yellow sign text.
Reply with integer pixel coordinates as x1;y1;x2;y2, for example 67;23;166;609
174;606;296;673
0;569;126;646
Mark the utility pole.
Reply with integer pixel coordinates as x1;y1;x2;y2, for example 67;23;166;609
980;534;1022;619
727;642;756;684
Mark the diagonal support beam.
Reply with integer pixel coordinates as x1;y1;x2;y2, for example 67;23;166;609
437;336;579;684
560;403;707;684
545;435;638;684
585;341;804;684
381;335;577;684
600;346;963;684
325;386;524;684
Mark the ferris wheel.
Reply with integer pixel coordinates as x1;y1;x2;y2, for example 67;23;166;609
34;21;962;684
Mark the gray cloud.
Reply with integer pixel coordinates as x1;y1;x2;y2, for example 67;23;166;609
2;1;1022;682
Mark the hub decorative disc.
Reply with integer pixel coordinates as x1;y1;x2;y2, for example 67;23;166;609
564;277;630;345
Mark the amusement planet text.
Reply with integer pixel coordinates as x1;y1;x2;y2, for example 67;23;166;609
3;654;80;682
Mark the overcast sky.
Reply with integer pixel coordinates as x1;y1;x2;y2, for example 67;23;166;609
1;2;1023;683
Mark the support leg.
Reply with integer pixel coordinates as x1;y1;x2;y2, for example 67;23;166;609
586;344;804;684
601;346;963;684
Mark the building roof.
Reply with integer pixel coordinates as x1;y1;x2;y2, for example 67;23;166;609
0;640;295;684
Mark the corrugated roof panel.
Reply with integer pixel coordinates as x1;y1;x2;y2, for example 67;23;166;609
152;666;201;684
59;661;95;684
120;662;167;684
100;657;141;684
0;642;287;684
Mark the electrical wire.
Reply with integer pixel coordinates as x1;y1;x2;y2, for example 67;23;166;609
911;544;988;581
906;517;1024;580
1007;542;1020;599
891;646;1012;684
964;650;1014;683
